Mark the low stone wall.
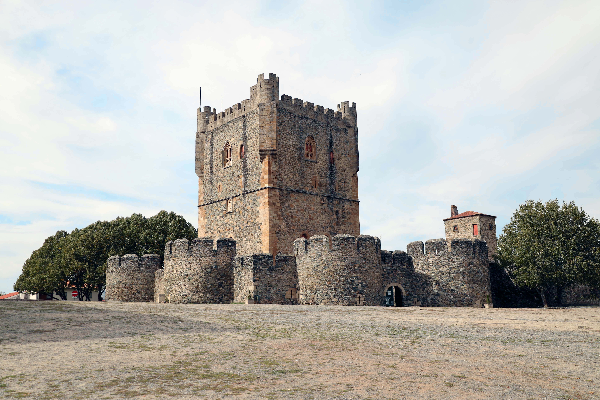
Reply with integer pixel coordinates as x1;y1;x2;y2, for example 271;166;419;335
105;254;161;302
163;238;236;304
408;239;491;307
233;254;297;304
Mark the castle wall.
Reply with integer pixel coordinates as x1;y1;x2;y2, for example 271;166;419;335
154;269;165;303
273;102;360;255
233;254;298;304
105;254;161;302
380;250;431;306
197;108;264;256
295;234;382;306
408;239;491;307
163;238;235;304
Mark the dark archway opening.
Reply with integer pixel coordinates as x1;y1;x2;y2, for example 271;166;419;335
385;285;404;307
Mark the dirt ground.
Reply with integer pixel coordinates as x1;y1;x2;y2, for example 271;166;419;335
0;301;598;399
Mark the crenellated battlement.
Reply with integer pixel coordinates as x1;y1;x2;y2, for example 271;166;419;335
278;94;357;126
449;239;488;258
380;250;412;270
196;73;357;133
295;234;381;259
407;238;488;260
107;254;161;273
250;72;279;105
164;237;236;260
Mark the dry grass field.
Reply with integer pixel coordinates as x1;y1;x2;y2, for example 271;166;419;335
0;301;598;399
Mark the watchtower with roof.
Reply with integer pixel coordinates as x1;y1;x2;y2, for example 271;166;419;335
443;205;497;261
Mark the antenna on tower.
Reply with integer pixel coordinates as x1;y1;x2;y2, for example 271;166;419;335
199;87;202;107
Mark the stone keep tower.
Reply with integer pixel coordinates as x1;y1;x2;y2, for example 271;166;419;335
195;73;360;256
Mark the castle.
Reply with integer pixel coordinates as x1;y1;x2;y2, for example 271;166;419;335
105;74;497;307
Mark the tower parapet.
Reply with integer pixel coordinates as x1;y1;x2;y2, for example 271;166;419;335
105;254;161;302
161;237;236;303
250;73;279;105
337;101;357;127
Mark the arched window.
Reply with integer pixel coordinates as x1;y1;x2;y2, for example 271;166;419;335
223;142;232;167
304;136;316;160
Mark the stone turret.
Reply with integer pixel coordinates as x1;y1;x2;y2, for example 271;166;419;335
105;254;161;302
294;234;382;305
159;238;236;304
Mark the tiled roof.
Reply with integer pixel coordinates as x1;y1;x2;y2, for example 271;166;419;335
443;211;496;221
0;292;19;300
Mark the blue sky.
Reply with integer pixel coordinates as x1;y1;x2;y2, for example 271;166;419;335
1;0;599;294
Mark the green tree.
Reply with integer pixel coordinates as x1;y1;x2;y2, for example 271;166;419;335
14;230;70;300
15;211;197;301
497;200;600;307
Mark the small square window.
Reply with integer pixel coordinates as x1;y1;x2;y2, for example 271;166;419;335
453;225;458;232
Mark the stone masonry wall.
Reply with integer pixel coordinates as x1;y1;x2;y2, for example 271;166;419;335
154;269;165;303
294;234;382;306
444;215;497;261
105;254;161;302
274;101;360;255
197;108;263;256
196;73;360;258
408;239;491;307
163;238;236;304
380;250;431;306
233;254;298;304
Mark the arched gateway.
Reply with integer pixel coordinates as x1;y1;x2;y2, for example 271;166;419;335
384;284;404;307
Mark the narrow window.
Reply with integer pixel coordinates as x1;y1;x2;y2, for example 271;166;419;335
304;136;316;160
329;151;335;164
473;224;478;236
226;198;233;213
453;225;458;232
239;144;245;159
223;142;232;167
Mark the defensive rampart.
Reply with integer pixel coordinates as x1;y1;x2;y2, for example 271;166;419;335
105;254;161;302
161;237;236;304
294;234;382;305
407;239;491;307
234;254;298;304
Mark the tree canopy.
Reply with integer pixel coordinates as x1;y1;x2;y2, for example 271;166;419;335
497;200;600;306
14;211;197;300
